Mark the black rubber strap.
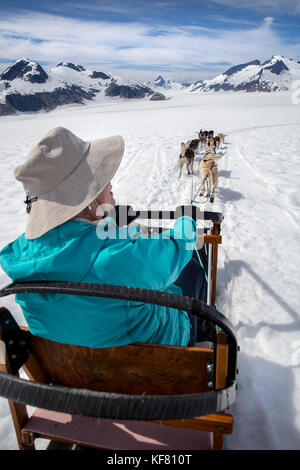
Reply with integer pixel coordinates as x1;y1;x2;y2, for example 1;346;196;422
0;370;236;420
0;281;237;386
0;281;235;341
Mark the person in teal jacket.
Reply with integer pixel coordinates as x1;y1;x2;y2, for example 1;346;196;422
0;127;206;348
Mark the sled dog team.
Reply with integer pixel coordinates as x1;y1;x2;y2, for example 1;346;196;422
178;130;227;202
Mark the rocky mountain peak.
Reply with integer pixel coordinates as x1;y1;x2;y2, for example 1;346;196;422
56;62;86;72
89;70;110;80
154;76;166;87
224;60;261;77
262;56;289;75
0;58;48;83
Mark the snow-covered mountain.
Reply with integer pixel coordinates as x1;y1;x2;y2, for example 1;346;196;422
0;59;166;115
147;75;190;90
189;56;300;93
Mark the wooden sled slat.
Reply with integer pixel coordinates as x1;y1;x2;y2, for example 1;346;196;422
22;328;214;395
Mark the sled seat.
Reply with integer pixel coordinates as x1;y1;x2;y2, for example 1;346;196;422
0;307;234;451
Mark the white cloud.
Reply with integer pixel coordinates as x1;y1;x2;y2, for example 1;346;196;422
0;10;299;81
208;0;300;15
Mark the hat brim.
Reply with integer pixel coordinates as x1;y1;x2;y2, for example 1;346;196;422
25;135;125;239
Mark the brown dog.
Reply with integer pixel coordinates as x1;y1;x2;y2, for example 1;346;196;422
198;156;220;201
203;145;222;159
218;133;227;144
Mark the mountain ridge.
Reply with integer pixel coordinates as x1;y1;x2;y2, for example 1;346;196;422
188;55;300;93
1;55;299;115
0;58;166;115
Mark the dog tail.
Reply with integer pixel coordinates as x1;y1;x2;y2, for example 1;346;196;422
206;167;215;187
180;142;186;157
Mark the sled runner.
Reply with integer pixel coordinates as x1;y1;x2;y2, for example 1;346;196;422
0;207;237;451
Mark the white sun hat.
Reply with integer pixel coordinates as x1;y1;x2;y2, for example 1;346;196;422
14;127;125;239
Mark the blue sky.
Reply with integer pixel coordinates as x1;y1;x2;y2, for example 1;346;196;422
0;0;299;81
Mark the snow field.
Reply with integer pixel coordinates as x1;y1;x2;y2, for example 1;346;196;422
214;125;300;449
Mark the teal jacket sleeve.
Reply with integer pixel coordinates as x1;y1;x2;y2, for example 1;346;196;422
91;216;197;290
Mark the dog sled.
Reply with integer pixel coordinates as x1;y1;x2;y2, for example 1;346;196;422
0;206;238;451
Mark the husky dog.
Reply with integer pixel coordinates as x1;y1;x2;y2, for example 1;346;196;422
203;146;222;160
188;138;200;152
197;131;207;147
178;145;195;178
214;135;220;148
198;155;221;201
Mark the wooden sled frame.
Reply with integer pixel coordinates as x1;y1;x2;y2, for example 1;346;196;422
0;209;237;451
195;214;222;308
